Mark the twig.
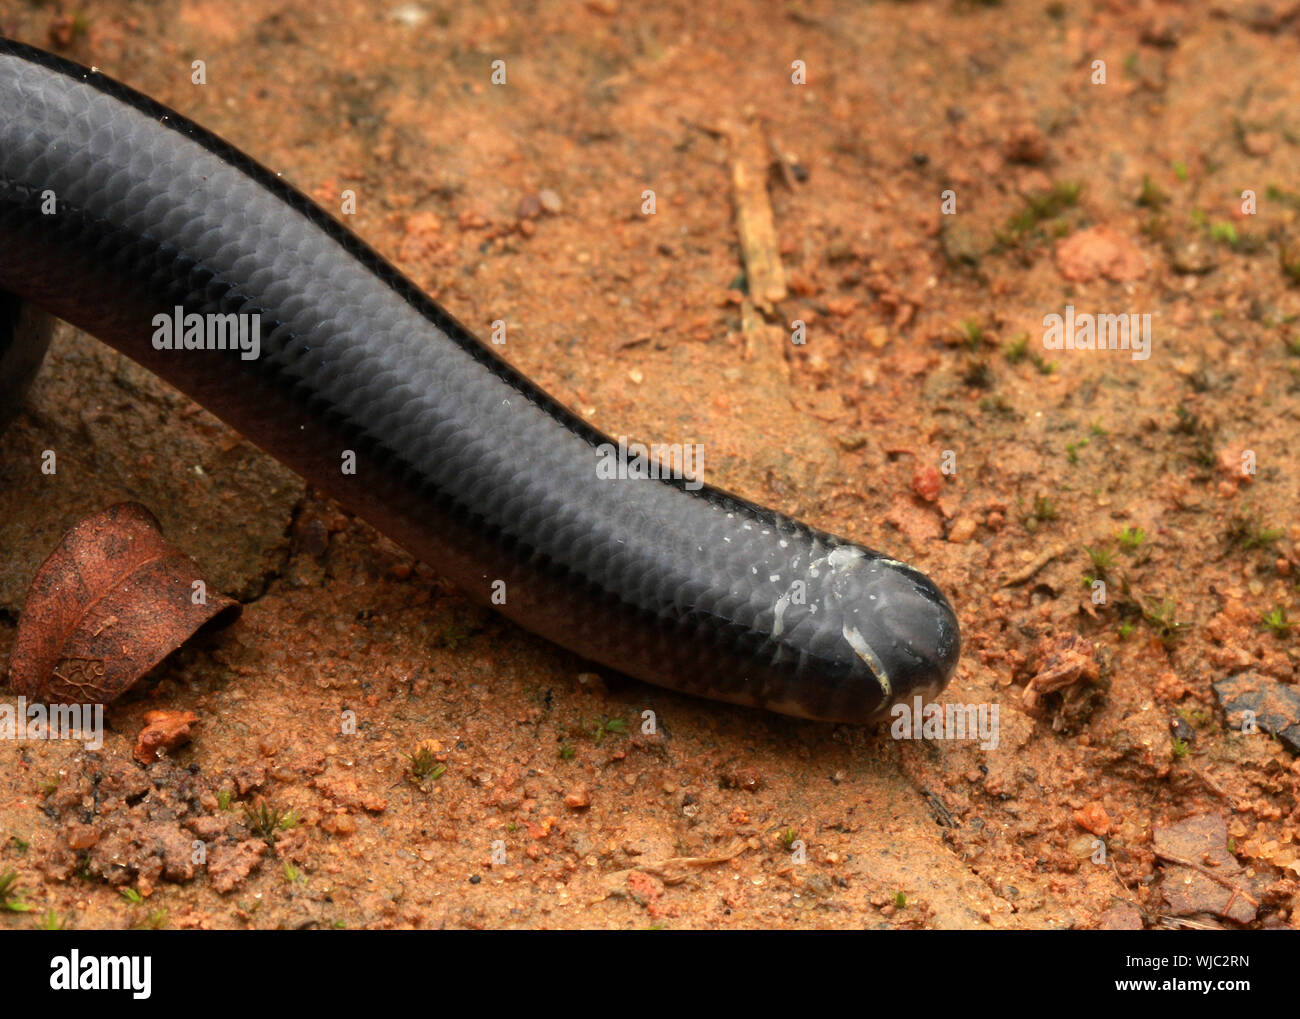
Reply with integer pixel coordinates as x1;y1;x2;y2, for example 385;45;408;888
1001;543;1068;587
637;840;751;885
1154;850;1258;907
1190;767;1227;799
727;120;787;311
740;298;790;382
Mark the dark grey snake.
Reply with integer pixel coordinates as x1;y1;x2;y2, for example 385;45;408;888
0;38;959;723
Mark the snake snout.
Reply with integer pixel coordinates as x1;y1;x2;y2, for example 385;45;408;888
832;554;961;721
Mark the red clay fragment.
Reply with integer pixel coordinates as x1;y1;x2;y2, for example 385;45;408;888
9;502;240;705
1055;225;1146;283
911;464;942;503
133;709;201;766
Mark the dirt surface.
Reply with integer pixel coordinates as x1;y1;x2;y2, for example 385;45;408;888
2;0;1300;930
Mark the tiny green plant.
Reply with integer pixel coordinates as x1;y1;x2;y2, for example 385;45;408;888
407;746;436;776
590;716;629;745
1226;508;1284;551
243;799;290;845
1209;221;1238;246
1248;525;1286;550
8;835;29;855
120;887;144;905
283;862;303;883
1116;525;1146;551
1142;597;1186;646
1176;707;1212;729
406;746;445;782
959;318;985;349
1117;622;1136;639
1171;737;1190;760
894;891;907;909
216;789;233;811
1137;174;1167;208
1033;496;1059;522
558;743;576;761
1172;160;1188;181
1030;352;1057;375
33;909;67;931
130;908;168;931
0;869;32;912
1002;181;1081;242
1005;333;1029;363
1084;545;1116;578
780;828;798;848
1261;605;1294;637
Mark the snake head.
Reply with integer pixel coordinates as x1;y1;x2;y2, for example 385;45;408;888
811;546;962;723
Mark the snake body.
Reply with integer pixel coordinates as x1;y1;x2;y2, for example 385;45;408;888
0;38;959;722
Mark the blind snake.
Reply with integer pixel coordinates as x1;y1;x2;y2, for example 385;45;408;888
0;38;959;723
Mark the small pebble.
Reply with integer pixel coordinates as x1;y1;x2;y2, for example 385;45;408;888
911;465;942;502
947;517;977;543
516;193;541;220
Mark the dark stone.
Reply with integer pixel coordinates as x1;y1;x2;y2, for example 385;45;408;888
1154;814;1256;924
1213;671;1300;754
1098;902;1144;930
940;221;987;267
